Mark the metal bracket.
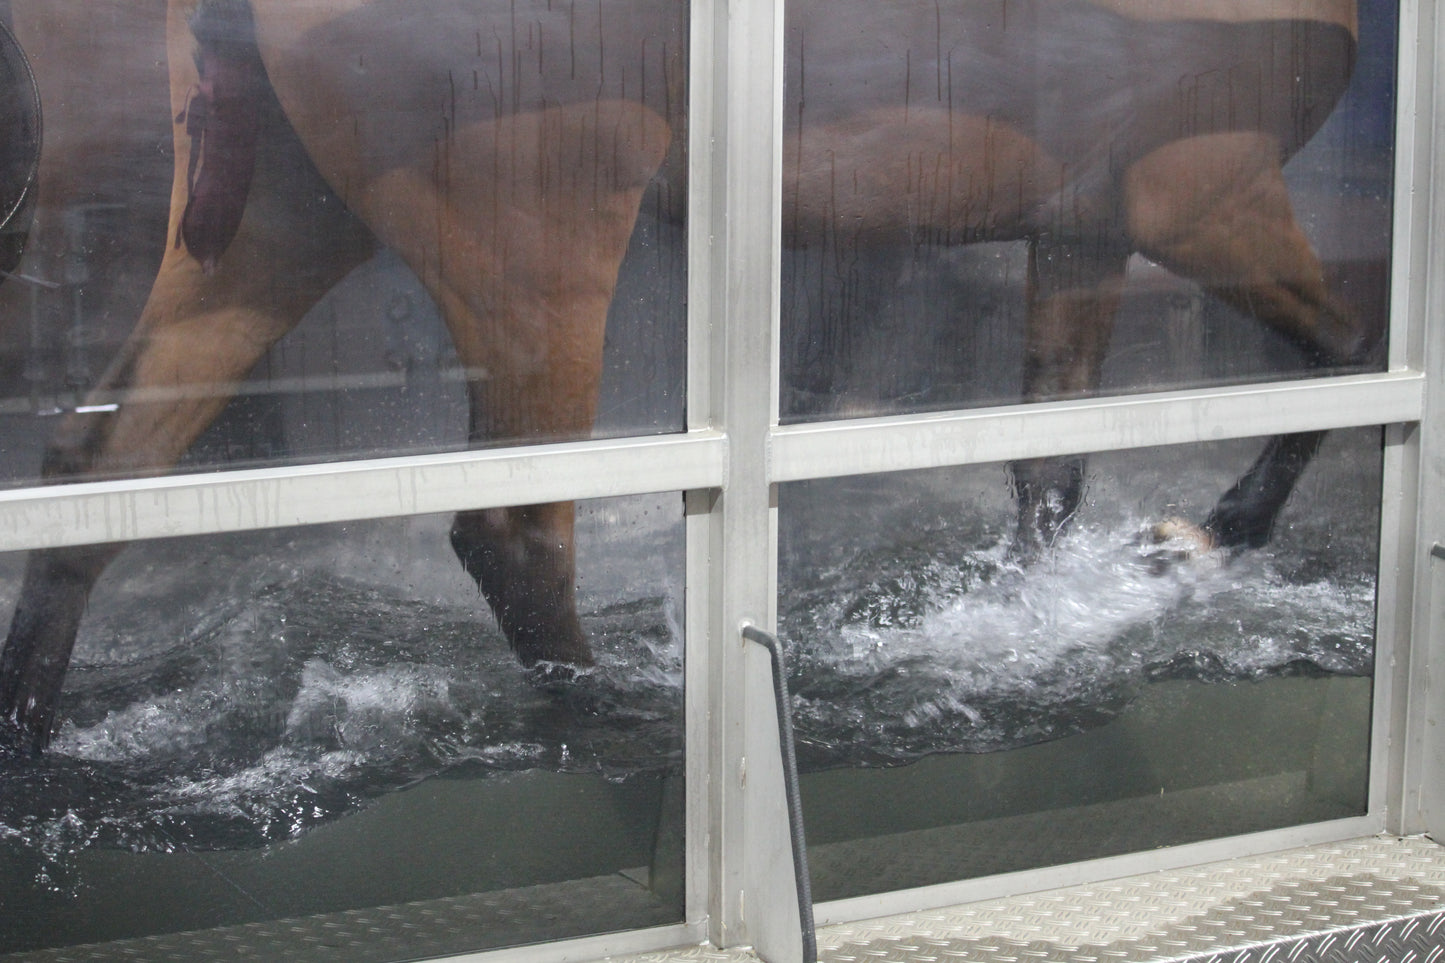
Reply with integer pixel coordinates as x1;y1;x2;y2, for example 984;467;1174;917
741;624;816;963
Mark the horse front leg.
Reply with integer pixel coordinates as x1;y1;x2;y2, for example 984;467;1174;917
450;503;591;672
0;265;359;751
1010;237;1129;559
351;101;671;672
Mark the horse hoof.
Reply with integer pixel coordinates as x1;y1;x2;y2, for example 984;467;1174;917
525;659;593;691
0;717;41;758
1137;517;1219;574
525;661;604;718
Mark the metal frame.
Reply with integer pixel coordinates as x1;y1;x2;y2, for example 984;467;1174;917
1396;0;1445;840
712;0;1440;957
3;0;1440;962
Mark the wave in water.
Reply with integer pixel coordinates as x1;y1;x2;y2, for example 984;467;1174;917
0;510;1373;879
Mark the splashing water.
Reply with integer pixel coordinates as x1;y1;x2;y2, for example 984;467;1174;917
0;569;685;886
783;516;1373;767
0;489;1375;882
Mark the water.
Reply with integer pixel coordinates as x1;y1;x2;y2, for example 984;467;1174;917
0;580;680;885
0;434;1379;893
783;517;1374;768
779;431;1380;767
0;501;687;902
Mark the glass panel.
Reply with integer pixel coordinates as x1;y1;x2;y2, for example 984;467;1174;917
0;1;687;487
781;0;1395;422
779;428;1380;900
0;494;684;957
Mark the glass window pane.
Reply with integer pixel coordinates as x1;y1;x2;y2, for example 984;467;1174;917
0;1;687;488
0;494;684;957
779;428;1380;900
781;1;1395;422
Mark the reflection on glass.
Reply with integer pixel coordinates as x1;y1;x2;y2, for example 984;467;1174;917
779;429;1380;899
0;495;684;957
781;0;1395;421
0;0;686;488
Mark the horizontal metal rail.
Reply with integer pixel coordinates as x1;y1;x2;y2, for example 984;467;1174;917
0;430;728;551
770;371;1426;484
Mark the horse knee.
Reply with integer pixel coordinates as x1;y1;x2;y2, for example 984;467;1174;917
450;506;592;668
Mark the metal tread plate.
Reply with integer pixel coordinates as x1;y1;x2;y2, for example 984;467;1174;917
620;835;1445;962
817;835;1445;963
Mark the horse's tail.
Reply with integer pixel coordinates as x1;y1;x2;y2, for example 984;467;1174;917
175;0;263;274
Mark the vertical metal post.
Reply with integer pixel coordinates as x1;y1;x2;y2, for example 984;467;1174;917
688;0;797;957
1389;0;1445;838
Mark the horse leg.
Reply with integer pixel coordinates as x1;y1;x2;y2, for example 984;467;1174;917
1010;237;1129;557
344;102;671;670
1124;131;1370;551
0;4;373;752
1202;430;1325;549
0;545;118;753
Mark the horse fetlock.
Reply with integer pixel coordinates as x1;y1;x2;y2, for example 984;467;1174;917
1203;430;1325;552
1203;481;1287;551
450;510;593;669
1;682;61;755
1009;456;1086;556
1202;502;1275;551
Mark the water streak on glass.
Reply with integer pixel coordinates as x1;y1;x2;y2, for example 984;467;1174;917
780;0;1394;421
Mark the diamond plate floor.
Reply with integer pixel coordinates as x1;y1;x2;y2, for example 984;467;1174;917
620;836;1445;963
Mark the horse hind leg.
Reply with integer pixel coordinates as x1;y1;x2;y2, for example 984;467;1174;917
1126;131;1372;369
0;544;119;753
1202;429;1326;550
1124;131;1371;552
0;9;374;751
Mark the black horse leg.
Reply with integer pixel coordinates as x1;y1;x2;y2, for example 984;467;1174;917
1202;430;1325;551
0;409;122;752
1010;237;1128;556
0;543;119;752
1120;133;1376;558
1010;454;1087;560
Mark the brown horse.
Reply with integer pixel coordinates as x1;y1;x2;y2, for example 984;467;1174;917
0;0;1369;751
